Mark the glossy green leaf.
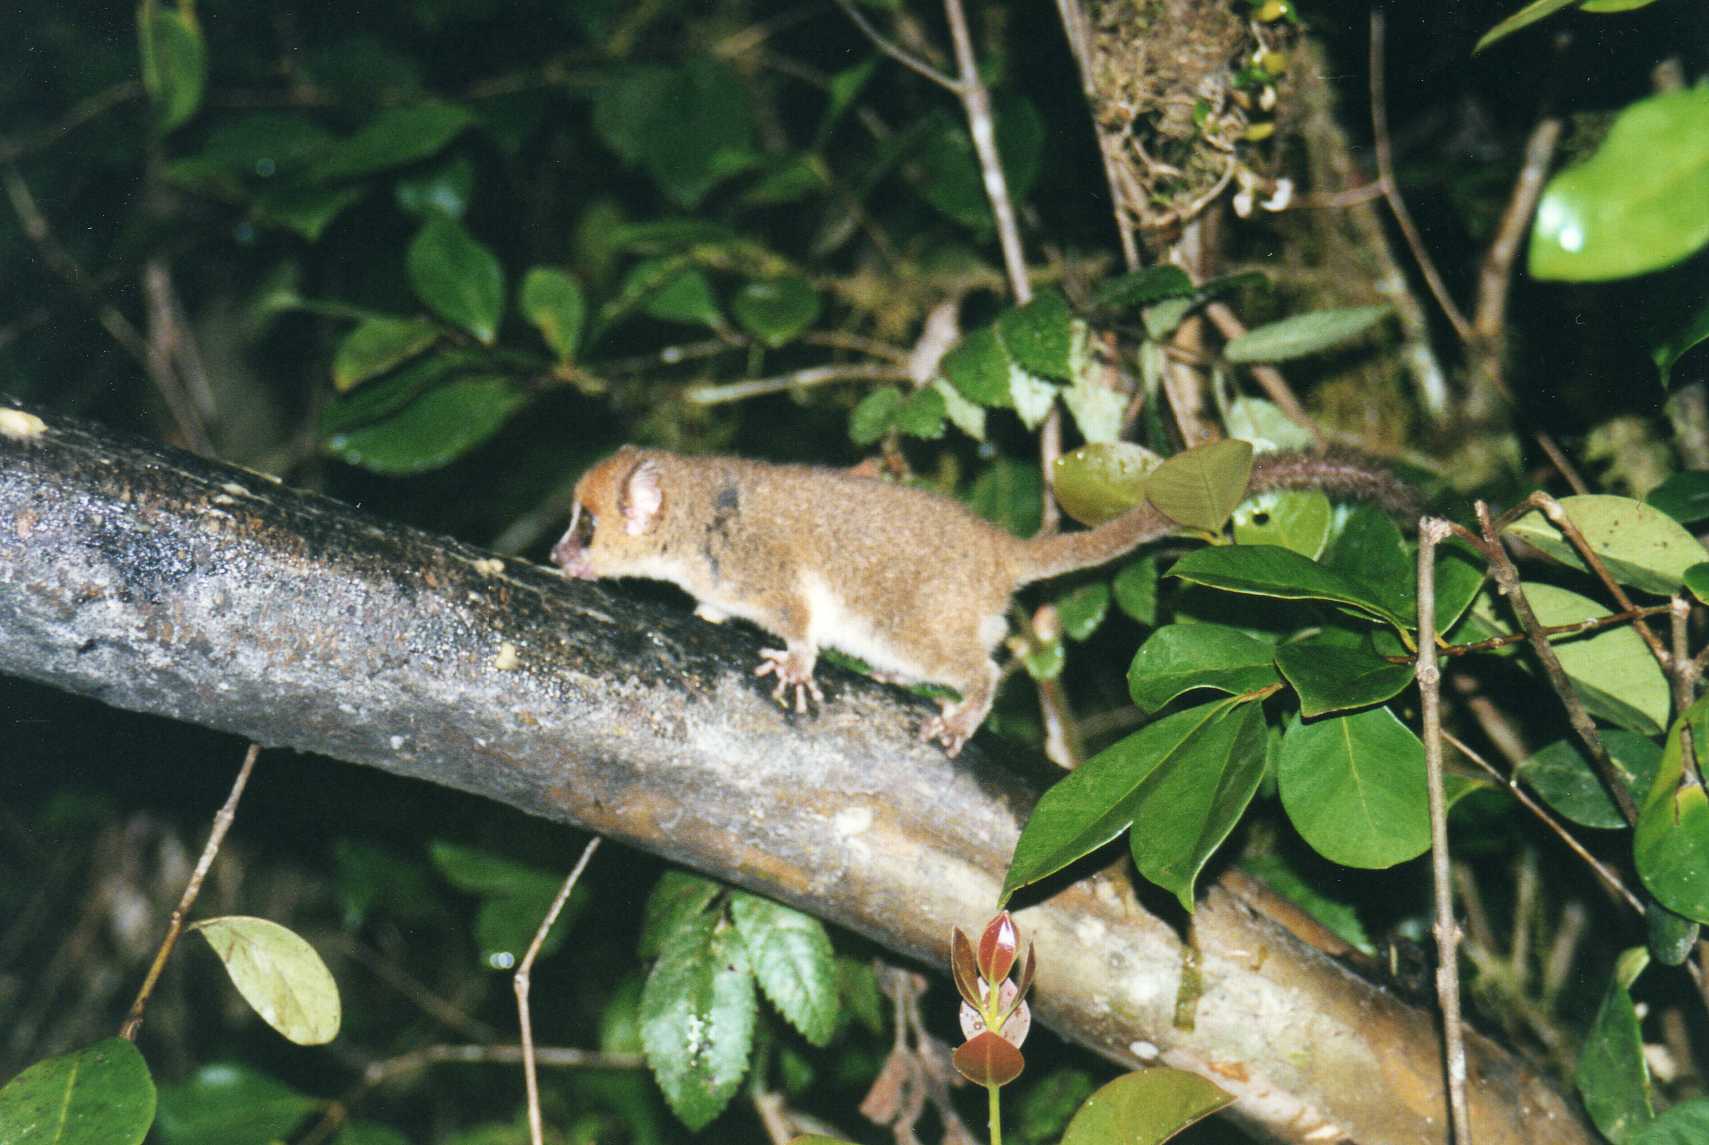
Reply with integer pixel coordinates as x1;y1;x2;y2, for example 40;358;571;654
1127;623;1280;714
639;871;724;958
1274;636;1414;718
1130;699;1268;911
1114;557;1160;626
640;910;756;1130
309;102;475;183
1530;88;1709;281
191;916;341;1045
250;184;366;241
1169;544;1406;629
0;1039;155;1145
1515;731;1661;829
1635;697;1709;922
1575;949;1655;1143
729;893;837;1047
325;375;524;475
1630;1098;1709;1145
1647;473;1709;526
1001;699;1241;903
318;351;469;437
1145;440;1254;531
1056;583;1111;642
154;1062;319;1145
632;261;722;328
1433;541;1490;635
1058;1068;1232;1145
394;153;474;220
591;66;673;164
1650;292;1709;387
1222;306;1390;363
1091;266;1195;311
1225;395;1317;453
940;326;1011;407
138;8;205;132
1240;853;1374;955
997;291;1076;382
1232;490;1332;558
849;388;901;446
1647;898;1700;967
407;219;505;345
173;113;333;181
731;277;820;348
1473;0;1578;53
1507;494;1706;595
1278;708;1430;869
1525;582;1671;735
1052;442;1161;526
519;268;587;361
1321;504;1415;622
332;317;438;392
1686;562;1709;606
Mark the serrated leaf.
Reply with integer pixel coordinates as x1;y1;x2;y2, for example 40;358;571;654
1055;583;1111;642
639;871;724;958
731;277;820;348
1000;699;1242;904
324;375;524;475
1524;582;1671;735
138;8;205;132
1278;708;1430;869
1052;442;1161;526
849;388;902;446
640;912;756;1130
1647;473;1709;526
332;317;439;392
0;1039;155;1145
516;268;587;363
940;326;1011;407
997;291;1076;381
1145;440;1254;531
1127;623;1280;714
1507;494;1706;596
1223;307;1390;364
1169;544;1406;630
1232;490;1332;558
1131;699;1268;910
1274;636;1414;718
1008;367;1058;429
1575;951;1655;1143
1515;731;1661;829
1635;696;1709;922
1114;557;1160;626
894;386;946;440
931;377;986;440
190;916;340;1045
154;1063;319;1145
729;893;837;1047
1473;0;1579;53
1091;266;1195;310
309;102;475;183
1059;1068;1232;1145
406;219;504;345
1531;88;1709;281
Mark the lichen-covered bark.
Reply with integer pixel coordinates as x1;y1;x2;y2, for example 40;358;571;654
0;406;1592;1144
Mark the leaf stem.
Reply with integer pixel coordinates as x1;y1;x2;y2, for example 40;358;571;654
987;1082;1003;1145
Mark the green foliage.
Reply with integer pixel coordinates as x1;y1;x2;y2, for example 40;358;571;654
1057;1068;1233;1145
137;6;205;133
1507;494;1707;596
1221;306;1391;364
1635;697;1709;922
429;841;588;968
1052;442;1160;526
154;1063;320;1145
1515;731;1661;829
518;268;587;363
1143;439;1254;532
190;916;342;1045
1575;948;1655;1143
0;1039;155;1145
407;218;505;345
1277;708;1430;869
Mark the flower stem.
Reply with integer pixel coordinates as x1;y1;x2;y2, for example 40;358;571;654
988;1083;1003;1145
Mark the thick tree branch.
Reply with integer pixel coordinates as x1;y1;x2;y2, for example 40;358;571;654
0;405;1592;1145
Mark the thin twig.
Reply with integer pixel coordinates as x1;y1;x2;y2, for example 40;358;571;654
942;0;1030;305
515;836;602;1145
0;79;144;164
1670;596;1699;720
1414;603;1673;662
1417;518;1474;1145
685;361;910;405
830;0;959;91
119;743;261;1040
1370;9;1473;345
1472;118;1561;344
323;934;499;1041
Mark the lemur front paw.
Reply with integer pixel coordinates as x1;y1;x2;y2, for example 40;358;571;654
755;647;824;714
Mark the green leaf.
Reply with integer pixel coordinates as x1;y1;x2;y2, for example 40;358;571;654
932;377;987;441
1058;1068;1232;1145
1687;562;1709;606
1278;708;1430;869
1091;267;1195;311
639;871;724;958
1575;949;1655;1143
594;61;756;208
309;102;476;183
1635;696;1709;922
1113;557;1160;626
1530;88;1709;281
1001;699;1242;903
940;326;1012;407
250;184;366;241
1232;489;1332;558
731;277;821;348
1647;472;1709;525
1225;395;1317;453
325;375;525;475
1022;635;1066;682
0;1039;155;1145
1130;699;1268;911
332;317;439;392
394;153;475;220
1650;292;1709;388
154;1063;319;1145
1240;853;1374;954
916;96;1044;230
1169;545;1406;630
138;8;205;132
1473;0;1579;53
1647;898;1700;967
1055;583;1111;642
1142;272;1269;339
1633;1100;1709;1145
474;890;583;969
969;458;1044;538
1515;731;1662;829
1321;504;1415;623
1127;623;1280;714
640;912;756;1130
849;388;901;446
332;839;438;927
1062;373;1126;445
332;1121;411;1145
1145;440;1254;531
997;291;1076;382
407;219;505;345
1009;367;1058;430
728;893;837;1047
1524;582;1671;735
191;916;341;1045
172;113;333;181
1507;494;1706;595
1051;442;1161;526
1222;307;1390;364
631;261;723;329
519;268;587;361
893;386;946;440
1274;636;1415;718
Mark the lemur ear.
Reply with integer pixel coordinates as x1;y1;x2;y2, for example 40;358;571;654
620;459;663;536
